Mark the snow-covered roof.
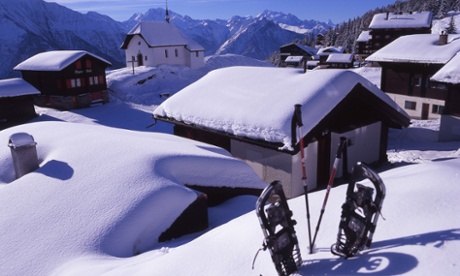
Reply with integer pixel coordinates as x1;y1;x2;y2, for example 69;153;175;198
14;50;111;72
356;30;371;42
431;52;460;84
317;46;345;56
285;56;304;63
0;78;40;98
326;53;354;63
153;67;409;150
121;21;204;51
293;43;317;56
367;34;460;64
369;11;432;29
0;121;267;275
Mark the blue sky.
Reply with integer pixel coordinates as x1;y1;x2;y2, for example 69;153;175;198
45;0;399;23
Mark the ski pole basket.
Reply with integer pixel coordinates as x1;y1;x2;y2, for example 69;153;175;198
331;162;386;258
255;181;302;276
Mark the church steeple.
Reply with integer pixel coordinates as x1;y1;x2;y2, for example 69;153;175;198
165;0;170;23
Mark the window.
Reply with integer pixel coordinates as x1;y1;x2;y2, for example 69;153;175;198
165;49;169;58
86;59;92;68
93;76;99;85
67;78;83;89
432;105;444;114
145;55;148;61
88;77;94;85
404;101;416;110
175;49;178;57
412;76;422;87
196;51;199;57
75;60;82;69
98;76;105;84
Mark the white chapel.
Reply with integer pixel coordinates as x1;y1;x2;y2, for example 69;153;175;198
120;7;205;69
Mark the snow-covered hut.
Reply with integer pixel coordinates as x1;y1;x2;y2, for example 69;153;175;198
120;21;204;70
367;11;432;55
325;53;355;69
0;78;39;129
355;30;372;60
153;67;410;198
279;43;317;68
367;33;460;141
368;32;460;141
14;50;111;110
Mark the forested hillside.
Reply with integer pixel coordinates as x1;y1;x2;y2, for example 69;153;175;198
317;0;459;53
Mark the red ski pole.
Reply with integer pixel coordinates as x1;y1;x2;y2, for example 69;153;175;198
310;136;347;254
293;104;313;253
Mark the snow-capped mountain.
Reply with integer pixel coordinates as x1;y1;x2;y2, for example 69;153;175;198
128;9;334;58
0;0;334;78
0;0;127;78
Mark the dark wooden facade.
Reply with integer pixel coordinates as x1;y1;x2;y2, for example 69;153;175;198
0;95;37;130
367;12;432;56
279;43;316;67
17;54;110;110
378;62;458;118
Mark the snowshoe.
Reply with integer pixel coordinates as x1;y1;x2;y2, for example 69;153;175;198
331;162;386;258
255;181;302;276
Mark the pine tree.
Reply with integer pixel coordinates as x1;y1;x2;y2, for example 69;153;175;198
446;16;458;34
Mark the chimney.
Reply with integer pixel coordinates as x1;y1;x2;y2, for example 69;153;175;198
439;31;448;45
385;12;389;20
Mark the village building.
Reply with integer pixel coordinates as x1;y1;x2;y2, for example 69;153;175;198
153;67;409;198
313;46;345;68
120;20;205;70
355;30;372;61
361;11;433;57
367;33;460;141
324;53;355;69
279;43;317;68
0;78;40;130
14;50;111;110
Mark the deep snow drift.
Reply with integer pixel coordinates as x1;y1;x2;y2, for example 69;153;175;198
0;58;459;275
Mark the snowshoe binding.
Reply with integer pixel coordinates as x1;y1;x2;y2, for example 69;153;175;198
331;162;386;258
255;181;302;276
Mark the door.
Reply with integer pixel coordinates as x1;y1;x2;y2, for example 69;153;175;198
137;53;144;66
422;103;429;120
316;132;331;188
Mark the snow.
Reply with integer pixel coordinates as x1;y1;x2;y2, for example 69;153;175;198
369;11;433;29
366;34;460;64
0;57;459;275
431;51;460;84
13;50;111;71
0;78;40;97
326;53;354;63
123;21;204;51
153;66;408;150
356;30;371;42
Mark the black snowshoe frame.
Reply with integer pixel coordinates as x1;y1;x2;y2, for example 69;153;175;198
331;162;386;258
255;181;302;276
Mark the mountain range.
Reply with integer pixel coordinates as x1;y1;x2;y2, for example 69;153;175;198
0;0;334;79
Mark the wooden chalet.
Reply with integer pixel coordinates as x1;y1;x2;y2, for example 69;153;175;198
279;43;317;68
14;50;111;110
0;78;40;130
365;11;432;56
314;46;345;68
153;67;409;198
324;53;355;69
367;33;460;141
355;30;371;61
